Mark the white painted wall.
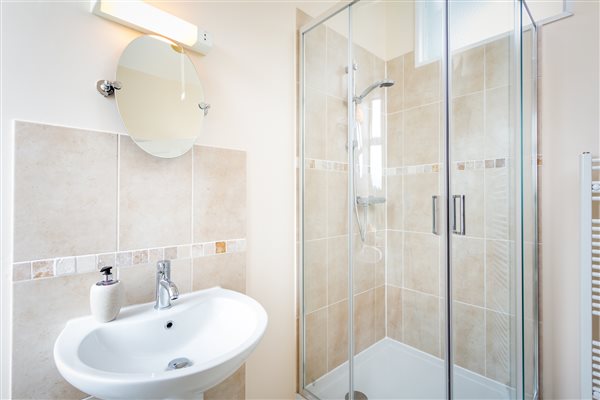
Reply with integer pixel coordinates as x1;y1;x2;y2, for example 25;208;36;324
539;1;600;398
1;1;298;398
1;1;595;399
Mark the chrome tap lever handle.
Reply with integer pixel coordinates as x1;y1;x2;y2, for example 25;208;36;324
157;260;171;278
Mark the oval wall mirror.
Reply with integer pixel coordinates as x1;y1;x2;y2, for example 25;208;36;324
115;34;206;158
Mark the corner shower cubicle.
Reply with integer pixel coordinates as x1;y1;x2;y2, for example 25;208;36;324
299;0;538;399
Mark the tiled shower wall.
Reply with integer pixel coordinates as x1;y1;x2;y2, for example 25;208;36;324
299;10;533;390
11;121;247;399
302;21;386;384
384;36;517;385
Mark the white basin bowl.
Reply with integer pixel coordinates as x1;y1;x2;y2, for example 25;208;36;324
54;287;268;399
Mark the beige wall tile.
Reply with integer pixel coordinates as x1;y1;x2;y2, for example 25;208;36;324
453;302;485;375
404;232;440;296
387;112;403;168
305;88;327;160
386;285;402;342
404;52;440;109
485;86;510;160
452;237;484;307
404;172;439;233
304;169;327;240
119;137;192;250
353;235;375;295
12;272;98;399
403;289;440;357
205;365;245;400
485;167;510;240
304;239;327;313
354;45;376;101
386;230;403;287
354;289;375;354
326;96;348;163
386;175;403;230
305;308;327;383
327;235;348;304
192;253;246;294
452;92;484;161
14;122;117;261
304;24;326;91
485;310;511;385
486;239;511;313
194;146;246;243
12;262;31;281
485;36;510;89
373;231;386;288
374;56;385;80
374;286;385;341
404;103;440;166
452;46;484;97
326;28;348;99
386;55;404;113
327;300;348;371
327;171;348;236
453;168;484;238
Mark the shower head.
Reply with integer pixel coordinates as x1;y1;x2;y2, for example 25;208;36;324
354;79;395;104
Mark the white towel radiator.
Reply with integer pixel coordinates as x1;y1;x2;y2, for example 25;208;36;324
581;152;600;399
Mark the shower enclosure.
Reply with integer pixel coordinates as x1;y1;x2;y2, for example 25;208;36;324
299;0;538;399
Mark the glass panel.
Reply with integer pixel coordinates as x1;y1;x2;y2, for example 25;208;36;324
301;7;351;399
449;1;517;398
350;1;446;398
521;3;538;399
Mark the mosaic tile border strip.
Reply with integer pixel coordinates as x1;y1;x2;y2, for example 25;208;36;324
456;157;508;171
386;163;441;176
12;238;246;282
305;158;348;172
305;157;510;175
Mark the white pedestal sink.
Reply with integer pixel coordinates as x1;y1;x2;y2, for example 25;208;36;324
54;287;268;399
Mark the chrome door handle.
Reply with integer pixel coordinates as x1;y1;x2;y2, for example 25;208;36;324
432;195;439;235
452;194;466;235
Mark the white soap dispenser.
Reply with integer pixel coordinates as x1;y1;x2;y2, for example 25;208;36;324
90;266;123;322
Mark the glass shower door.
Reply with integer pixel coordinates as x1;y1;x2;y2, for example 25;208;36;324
300;6;351;400
349;1;448;399
447;1;534;398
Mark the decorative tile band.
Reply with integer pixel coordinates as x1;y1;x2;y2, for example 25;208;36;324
12;238;246;282
386;163;440;176
456;157;507;171
305;158;348;172
303;157;510;175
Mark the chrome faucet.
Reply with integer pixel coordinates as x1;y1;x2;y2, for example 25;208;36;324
155;260;179;310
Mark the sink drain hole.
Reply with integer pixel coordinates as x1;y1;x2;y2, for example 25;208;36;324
166;357;192;371
165;320;174;329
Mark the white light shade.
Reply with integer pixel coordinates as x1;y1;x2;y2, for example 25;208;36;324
91;0;212;55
